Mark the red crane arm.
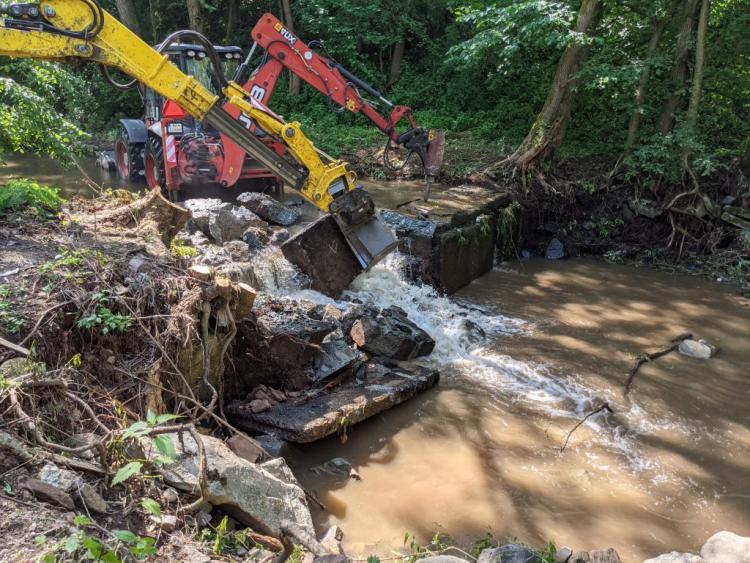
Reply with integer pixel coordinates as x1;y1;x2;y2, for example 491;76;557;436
247;13;416;142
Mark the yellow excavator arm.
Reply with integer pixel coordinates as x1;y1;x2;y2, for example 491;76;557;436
0;0;396;269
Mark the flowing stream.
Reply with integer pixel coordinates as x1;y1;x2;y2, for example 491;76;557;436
3;155;750;561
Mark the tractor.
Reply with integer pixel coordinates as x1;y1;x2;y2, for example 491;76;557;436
113;42;284;200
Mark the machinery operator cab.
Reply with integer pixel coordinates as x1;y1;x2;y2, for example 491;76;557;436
143;44;243;124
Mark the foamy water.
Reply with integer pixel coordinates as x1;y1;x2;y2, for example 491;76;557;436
256;251;703;474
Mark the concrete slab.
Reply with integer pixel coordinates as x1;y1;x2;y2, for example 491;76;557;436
226;366;439;443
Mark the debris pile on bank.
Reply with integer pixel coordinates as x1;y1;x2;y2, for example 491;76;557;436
0;190;440;561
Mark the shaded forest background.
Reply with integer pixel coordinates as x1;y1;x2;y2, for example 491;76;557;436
0;0;748;180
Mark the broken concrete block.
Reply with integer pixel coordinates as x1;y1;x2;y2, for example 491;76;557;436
350;306;435;360
227;366;439;443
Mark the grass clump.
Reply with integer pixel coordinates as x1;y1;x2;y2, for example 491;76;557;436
0;178;63;214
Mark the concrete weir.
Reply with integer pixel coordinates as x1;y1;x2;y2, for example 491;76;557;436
380;185;515;293
226;366;439;443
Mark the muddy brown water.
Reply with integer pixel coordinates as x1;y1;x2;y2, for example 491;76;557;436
4;154;749;561
283;258;750;562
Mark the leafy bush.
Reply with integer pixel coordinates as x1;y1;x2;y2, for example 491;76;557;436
0;179;63;213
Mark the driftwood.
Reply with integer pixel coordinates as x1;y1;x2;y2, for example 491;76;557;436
623;332;692;396
560;403;613;453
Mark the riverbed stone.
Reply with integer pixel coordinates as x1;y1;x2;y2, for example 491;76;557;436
478;544;541;563
350;306;435;360
700;531;750;563
209;205;267;244
643;552;704;563
255;434;289;458
590;549;622;563
227;365;439;443
141;432;314;537
678;339;717;360
237;192;300;226
545;238;566;260
555;547;573;562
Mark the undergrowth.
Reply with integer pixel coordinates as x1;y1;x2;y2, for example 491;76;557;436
0;178;63;214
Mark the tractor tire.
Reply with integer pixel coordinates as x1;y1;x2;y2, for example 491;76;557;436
144;135;171;199
114;126;144;183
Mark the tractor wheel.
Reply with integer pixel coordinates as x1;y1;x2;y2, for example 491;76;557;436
144;135;171;199
114;126;144;183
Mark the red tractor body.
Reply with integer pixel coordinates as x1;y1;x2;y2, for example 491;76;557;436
114;43;284;199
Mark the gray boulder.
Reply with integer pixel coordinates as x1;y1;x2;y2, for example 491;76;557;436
678;339;718;360
350;306;435;360
545;238;566;260
141;432;314;537
255;434;289;458
701;531;750;563
478;545;541;563
209;205;267;243
183;198;231;235
313;332;359;382
243;226;271;251
37;462;81;492
237;192;300;226
643;552;704;563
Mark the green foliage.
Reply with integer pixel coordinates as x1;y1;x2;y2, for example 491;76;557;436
111;461;143;486
37;514;156;562
0;285;27;335
170;238;199;259
0;179;63;214
77;307;134;335
38;249;106;288
197;515;259;557
141;498;162;518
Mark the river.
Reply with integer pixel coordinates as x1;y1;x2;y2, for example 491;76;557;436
3;155;750;561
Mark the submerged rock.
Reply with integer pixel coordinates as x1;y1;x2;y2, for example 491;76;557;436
350;306;435;361
142;432;314;537
237;192;300;226
255;434;289;458
311;457;361;482
545;238;566;260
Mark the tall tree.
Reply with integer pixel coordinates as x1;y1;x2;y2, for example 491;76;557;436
624;0;680;152
504;0;603;171
280;0;300;95
186;0;205;35
681;0;711;169
388;39;406;86
656;0;700;133
114;0;142;37
225;0;238;43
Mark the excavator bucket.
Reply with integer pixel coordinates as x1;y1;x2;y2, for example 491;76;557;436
424;129;446;178
281;189;398;297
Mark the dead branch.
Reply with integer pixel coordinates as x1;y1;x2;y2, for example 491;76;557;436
560;403;613;453
623;332;693;396
0;336;30;357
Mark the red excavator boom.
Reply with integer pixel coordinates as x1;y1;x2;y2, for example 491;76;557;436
237;13;445;178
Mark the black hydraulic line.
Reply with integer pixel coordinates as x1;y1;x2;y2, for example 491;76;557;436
204;106;308;191
334;64;392;107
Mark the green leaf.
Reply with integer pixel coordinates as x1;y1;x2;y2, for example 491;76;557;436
141;498;161;517
101;551;121;563
122;421;150;439
64;534;81;554
82;536;102;559
111;461;142;486
131;537;157;559
154;413;181;425
113;530;138;544
145;409;157;425
34;535;47;546
73;515;92;527
152;435;177;462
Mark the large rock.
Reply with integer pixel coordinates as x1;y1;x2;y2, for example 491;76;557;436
37;462;81;492
350;306;435;360
643;552;704;563
23;478;75;509
478;545;541;563
700;531;750;563
312;332;360;382
545;238;566;260
590;549;622;563
183;198;231;234
209;205;267;244
142;432;314;537
237;192;300;226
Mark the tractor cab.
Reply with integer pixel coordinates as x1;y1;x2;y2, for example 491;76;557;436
144;43;243;125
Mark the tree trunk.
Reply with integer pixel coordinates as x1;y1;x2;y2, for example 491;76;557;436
625;0;679;152
388;39;406;87
281;0;300;95
681;0;710;167
115;0;142;37
656;0;700;133
225;0;238;43
503;0;603;171
186;0;205;35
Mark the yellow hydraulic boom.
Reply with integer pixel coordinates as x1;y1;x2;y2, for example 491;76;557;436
0;0;396;269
